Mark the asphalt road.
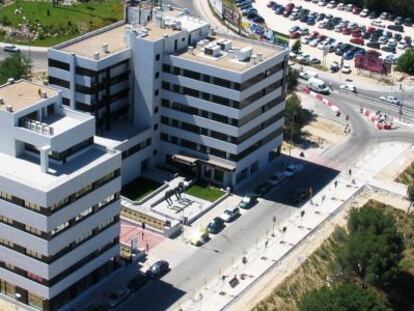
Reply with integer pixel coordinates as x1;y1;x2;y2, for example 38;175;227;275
0;49;47;72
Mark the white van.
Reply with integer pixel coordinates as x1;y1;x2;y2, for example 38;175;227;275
308;77;330;94
299;71;318;80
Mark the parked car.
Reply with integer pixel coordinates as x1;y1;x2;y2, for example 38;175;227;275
341;64;352;74
337;3;345;10
360;9;369;17
379;96;400;105
220;207;241;222
237;196;257;209
254;182;272;196
350;37;364;45
283;163;304;178
146;260;170;278
108;288;130;309
340;84;357;92
330;61;339;72
207;217;225;234
191;227;210;246
381;45;396;53
385;54;399;64
269;172;286;186
327;1;336;8
3;45;20;53
127;275;149;292
388;24;404;32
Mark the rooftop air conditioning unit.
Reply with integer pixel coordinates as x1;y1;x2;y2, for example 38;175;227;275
41;90;48;98
236;47;253;61
7;78;15;84
93;52;100;60
256;53;263;62
0;97;3;105
6;105;13;112
196;40;205;49
188;46;195;55
204;44;221;57
217;39;232;51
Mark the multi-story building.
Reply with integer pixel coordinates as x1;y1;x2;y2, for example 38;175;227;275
48;5;288;188
0;79;122;310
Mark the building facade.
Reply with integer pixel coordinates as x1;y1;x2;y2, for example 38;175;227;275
48;5;288;189
0;80;122;310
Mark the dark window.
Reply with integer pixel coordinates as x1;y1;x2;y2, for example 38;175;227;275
62;97;70;106
48;59;70;71
75;84;95;95
49;77;70;89
162;81;170;90
156;54;160;61
155;72;160;79
153;123;158;131
75;66;96;77
154;89;159;97
160;133;168;141
162;64;171;73
212;77;231;88
183;69;200;80
154;106;159;114
75;102;94;112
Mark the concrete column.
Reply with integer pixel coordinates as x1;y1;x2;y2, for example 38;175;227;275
39;145;51;173
70;53;76;109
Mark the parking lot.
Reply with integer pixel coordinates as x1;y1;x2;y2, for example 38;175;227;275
251;0;414;74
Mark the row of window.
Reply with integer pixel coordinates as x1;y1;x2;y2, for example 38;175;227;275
160;109;283;145
25;137;93;163
0;223;118;287
162;61;285;91
162;79;282;109
161;94;283;128
161;126;283;162
122;138;152;160
0;170;120;216
0;193;118;244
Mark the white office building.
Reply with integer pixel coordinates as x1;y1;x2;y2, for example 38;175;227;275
48;4;288;188
0;79;122;310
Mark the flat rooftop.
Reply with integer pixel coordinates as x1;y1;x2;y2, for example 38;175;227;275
178;35;284;72
0;145;117;191
0;81;58;112
60;24;128;59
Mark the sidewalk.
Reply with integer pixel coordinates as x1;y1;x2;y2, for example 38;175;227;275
174;141;411;311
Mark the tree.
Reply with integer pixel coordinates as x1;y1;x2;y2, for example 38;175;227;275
287;68;299;92
284;92;308;141
299;283;392;311
291;39;302;55
0;53;32;85
407;182;414;213
396;48;414;75
337;206;404;287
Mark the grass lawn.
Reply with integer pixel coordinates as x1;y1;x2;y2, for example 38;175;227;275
396;160;414;185
254;200;414;311
121;177;162;202
185;182;224;202
0;0;123;46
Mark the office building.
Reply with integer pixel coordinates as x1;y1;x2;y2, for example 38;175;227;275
48;5;288;188
0;79;122;310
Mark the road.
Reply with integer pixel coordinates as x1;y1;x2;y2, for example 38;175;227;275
0;48;47;72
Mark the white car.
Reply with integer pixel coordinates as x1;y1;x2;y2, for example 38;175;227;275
299;26;309;35
318;0;327;6
385;54;399;63
283;163;304;178
378;36;388;45
397;40;407;50
269;172;286;186
220;208;240;223
318;21;328;28
327;1;336;8
337;3;345;10
344;3;353;11
388;39;397;47
360;9;369;17
340;84;357;92
371;19;384;28
297;54;311;63
342;64;351;74
309;39;319;47
380;96;400;105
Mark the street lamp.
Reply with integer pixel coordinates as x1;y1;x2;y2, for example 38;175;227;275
400;83;405;121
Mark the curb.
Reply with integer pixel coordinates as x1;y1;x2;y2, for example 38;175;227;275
360;108;393;130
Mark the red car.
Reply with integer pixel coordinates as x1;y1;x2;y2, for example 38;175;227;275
367;26;376;33
267;1;277;7
350;37;364;45
352;31;361;37
310;31;319;38
289;32;301;39
285;3;294;10
342;28;352;35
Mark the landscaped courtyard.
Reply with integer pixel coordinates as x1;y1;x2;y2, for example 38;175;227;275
184;182;224;202
0;0;123;46
121;177;162;202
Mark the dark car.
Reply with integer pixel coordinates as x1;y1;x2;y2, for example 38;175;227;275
388;24;404;32
146;260;170;278
254;182;272;197
306;17;316;25
127;275;149;292
290;188;310;206
368;11;379;19
275;6;285;14
381;45;396;53
394;33;402;41
207;217;225;234
403;17;413;26
366;41;380;49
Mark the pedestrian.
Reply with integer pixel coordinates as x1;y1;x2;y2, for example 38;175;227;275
145;243;149;253
141;231;144;240
348;169;352;176
265;240;269;249
322;195;326;203
334;180;338;188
